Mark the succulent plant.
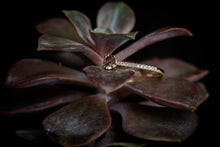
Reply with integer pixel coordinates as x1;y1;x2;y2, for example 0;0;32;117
1;1;209;147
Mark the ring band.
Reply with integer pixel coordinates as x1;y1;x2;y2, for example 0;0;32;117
103;55;164;77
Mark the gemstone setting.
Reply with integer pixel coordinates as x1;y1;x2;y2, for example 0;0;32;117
103;55;117;70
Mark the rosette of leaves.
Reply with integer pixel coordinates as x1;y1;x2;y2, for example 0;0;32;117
1;2;209;147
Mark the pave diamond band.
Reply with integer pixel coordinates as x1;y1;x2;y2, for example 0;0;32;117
103;55;164;77
117;61;164;75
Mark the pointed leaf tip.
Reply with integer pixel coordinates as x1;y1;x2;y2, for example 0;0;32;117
90;31;138;56
83;66;135;94
63;10;94;46
116;27;193;61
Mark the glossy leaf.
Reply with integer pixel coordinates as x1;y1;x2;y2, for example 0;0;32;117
6;59;93;87
116;27;193;61
97;2;135;33
38;34;103;64
42;94;111;146
83;66;135;94
0;86;88;114
36;18;84;43
63;10;94;46
90;31;137;56
110;103;198;142
143;58;209;81
125;77;199;111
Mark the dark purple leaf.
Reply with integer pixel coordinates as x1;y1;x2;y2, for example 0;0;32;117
96;112;146;147
125;77;199;111
6;59;94;87
36;51;91;69
116;27;192;61
110;103;198;142
0;86;88;114
83;66;135;94
42;94;111;146
36;18;85;43
90;31;137;57
97;2;135;33
143;58;209;81
196;82;209;105
16;130;60;147
38;35;103;65
63;10;95;47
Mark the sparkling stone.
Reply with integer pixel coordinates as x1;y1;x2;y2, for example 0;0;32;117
103;55;117;70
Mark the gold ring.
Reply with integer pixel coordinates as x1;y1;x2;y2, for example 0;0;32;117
103;55;164;77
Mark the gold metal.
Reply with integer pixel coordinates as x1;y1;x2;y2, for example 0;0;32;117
103;55;164;77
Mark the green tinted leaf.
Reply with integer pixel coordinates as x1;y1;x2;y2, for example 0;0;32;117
97;2;135;33
90;31;137;56
36;18;84;43
63;10;94;46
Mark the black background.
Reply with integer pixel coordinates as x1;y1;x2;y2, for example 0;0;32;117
0;0;218;146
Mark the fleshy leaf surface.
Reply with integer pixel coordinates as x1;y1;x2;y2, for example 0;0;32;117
125;77;199;110
0;86;88;114
6;59;93;87
36;18;84;43
97;2;135;33
42;94;111;146
38;34;103;64
110;103;198;142
63;10;94;46
37;51;91;69
90;31;137;56
116;27;192;61
83;66;135;94
144;58;209;81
